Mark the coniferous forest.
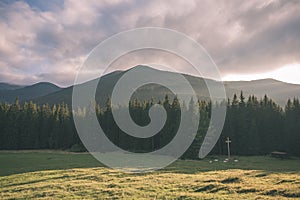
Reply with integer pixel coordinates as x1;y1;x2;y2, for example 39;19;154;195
0;92;299;158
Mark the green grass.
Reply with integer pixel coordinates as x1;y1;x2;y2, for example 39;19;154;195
0;150;101;176
0;151;300;199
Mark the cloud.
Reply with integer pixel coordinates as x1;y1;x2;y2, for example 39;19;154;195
0;0;299;86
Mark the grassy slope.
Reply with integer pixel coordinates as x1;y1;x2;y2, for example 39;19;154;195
0;151;299;199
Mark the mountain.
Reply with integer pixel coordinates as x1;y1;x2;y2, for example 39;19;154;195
224;79;300;106
33;66;219;106
1;66;300;107
0;82;62;103
0;83;25;90
32;66;300;107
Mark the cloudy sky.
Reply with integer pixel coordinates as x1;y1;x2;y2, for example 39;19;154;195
0;0;300;86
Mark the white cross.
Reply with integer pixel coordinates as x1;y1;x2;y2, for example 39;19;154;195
225;137;231;160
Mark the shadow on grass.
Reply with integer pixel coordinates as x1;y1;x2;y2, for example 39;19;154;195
0;152;103;176
0;152;299;176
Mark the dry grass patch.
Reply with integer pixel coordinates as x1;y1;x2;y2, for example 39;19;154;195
1;168;299;199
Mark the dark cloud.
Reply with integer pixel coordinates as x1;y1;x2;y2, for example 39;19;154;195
0;0;299;86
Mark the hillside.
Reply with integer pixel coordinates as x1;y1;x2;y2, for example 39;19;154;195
34;66;300;107
1;66;300;107
33;67;224;106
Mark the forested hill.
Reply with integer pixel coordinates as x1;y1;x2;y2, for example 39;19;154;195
25;66;300;106
1;66;300;106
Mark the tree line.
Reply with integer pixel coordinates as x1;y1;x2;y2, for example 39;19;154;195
0;92;299;158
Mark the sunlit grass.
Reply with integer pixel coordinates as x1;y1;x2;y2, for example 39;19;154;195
0;151;299;199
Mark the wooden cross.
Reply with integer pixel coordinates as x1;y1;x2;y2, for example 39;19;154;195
225;137;231;160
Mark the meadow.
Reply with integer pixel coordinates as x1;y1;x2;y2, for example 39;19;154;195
0;151;299;199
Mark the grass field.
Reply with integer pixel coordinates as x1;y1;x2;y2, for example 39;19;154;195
0;151;300;199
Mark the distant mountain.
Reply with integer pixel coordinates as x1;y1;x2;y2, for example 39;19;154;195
33;67;217;106
0;82;62;103
224;79;300;107
0;83;25;90
1;66;300;107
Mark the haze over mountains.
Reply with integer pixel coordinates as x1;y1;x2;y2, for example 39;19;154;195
0;66;299;107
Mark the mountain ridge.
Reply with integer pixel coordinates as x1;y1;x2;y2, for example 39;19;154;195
1;66;299;107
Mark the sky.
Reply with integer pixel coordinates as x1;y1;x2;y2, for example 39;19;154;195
0;0;300;86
